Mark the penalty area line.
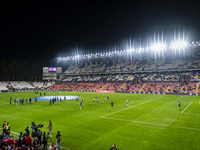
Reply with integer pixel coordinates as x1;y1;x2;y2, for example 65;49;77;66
102;117;200;131
181;102;193;114
101;97;162;117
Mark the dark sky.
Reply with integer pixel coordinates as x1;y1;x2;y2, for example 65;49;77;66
1;1;200;65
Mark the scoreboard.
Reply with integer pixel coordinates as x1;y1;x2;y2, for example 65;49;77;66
43;67;62;73
42;67;63;81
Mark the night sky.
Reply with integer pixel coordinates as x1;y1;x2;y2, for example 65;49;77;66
1;1;200;65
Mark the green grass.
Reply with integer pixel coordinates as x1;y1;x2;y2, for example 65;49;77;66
0;91;200;150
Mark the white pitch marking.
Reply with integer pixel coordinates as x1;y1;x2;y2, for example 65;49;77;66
0;128;19;135
184;112;200;116
102;117;200;131
181;102;193;114
102;97;162;117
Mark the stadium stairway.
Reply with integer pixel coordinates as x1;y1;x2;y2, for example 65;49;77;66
84;83;92;90
195;83;199;93
148;62;153;70
70;66;78;73
118;83;126;91
127;75;134;80
195;72;200;93
171;74;176;80
82;65;89;73
95;64;104;73
139;83;146;92
58;83;64;89
165;83;172;93
118;75;133;91
28;81;35;88
129;63;135;71
94;76;101;81
99;83;108;91
112;64;117;72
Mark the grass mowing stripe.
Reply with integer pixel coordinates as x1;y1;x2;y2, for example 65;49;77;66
102;97;162;117
102;117;200;131
181;102;193;113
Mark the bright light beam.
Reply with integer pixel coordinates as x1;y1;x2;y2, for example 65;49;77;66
171;41;187;49
150;43;167;51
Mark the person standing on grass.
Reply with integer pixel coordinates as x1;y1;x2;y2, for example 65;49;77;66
80;100;83;109
49;99;52;105
31;122;36;137
16;99;18;106
36;128;42;146
42;132;47;149
93;97;95;103
25;127;30;137
47;120;52;137
6;122;10;136
32;137;40;150
56;131;61;150
103;96;105;103
35;97;37;104
29;97;32;104
111;101;114;109
107;95;109;100
127;99;129;106
59;97;62;104
2;121;7;135
178;100;181;109
22;98;24;105
9;97;12;104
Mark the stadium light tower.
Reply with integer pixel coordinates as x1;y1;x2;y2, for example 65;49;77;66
150;43;167;51
171;41;187;49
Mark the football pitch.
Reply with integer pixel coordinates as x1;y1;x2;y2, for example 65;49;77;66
0;91;200;150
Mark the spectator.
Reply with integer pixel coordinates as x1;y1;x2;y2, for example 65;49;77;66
55;131;61;150
31;122;35;137
32;137;40;150
25;127;30;137
110;144;117;150
47;120;52;137
48;142;57;150
42;132;47;149
36;128;42;146
25;135;32;147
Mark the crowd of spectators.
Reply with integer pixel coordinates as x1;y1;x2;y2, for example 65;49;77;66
0;121;61;150
64;59;199;74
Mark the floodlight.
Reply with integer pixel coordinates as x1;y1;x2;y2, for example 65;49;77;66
151;43;167;51
171;41;187;49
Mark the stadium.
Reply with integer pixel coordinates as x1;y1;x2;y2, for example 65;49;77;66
1;1;200;150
